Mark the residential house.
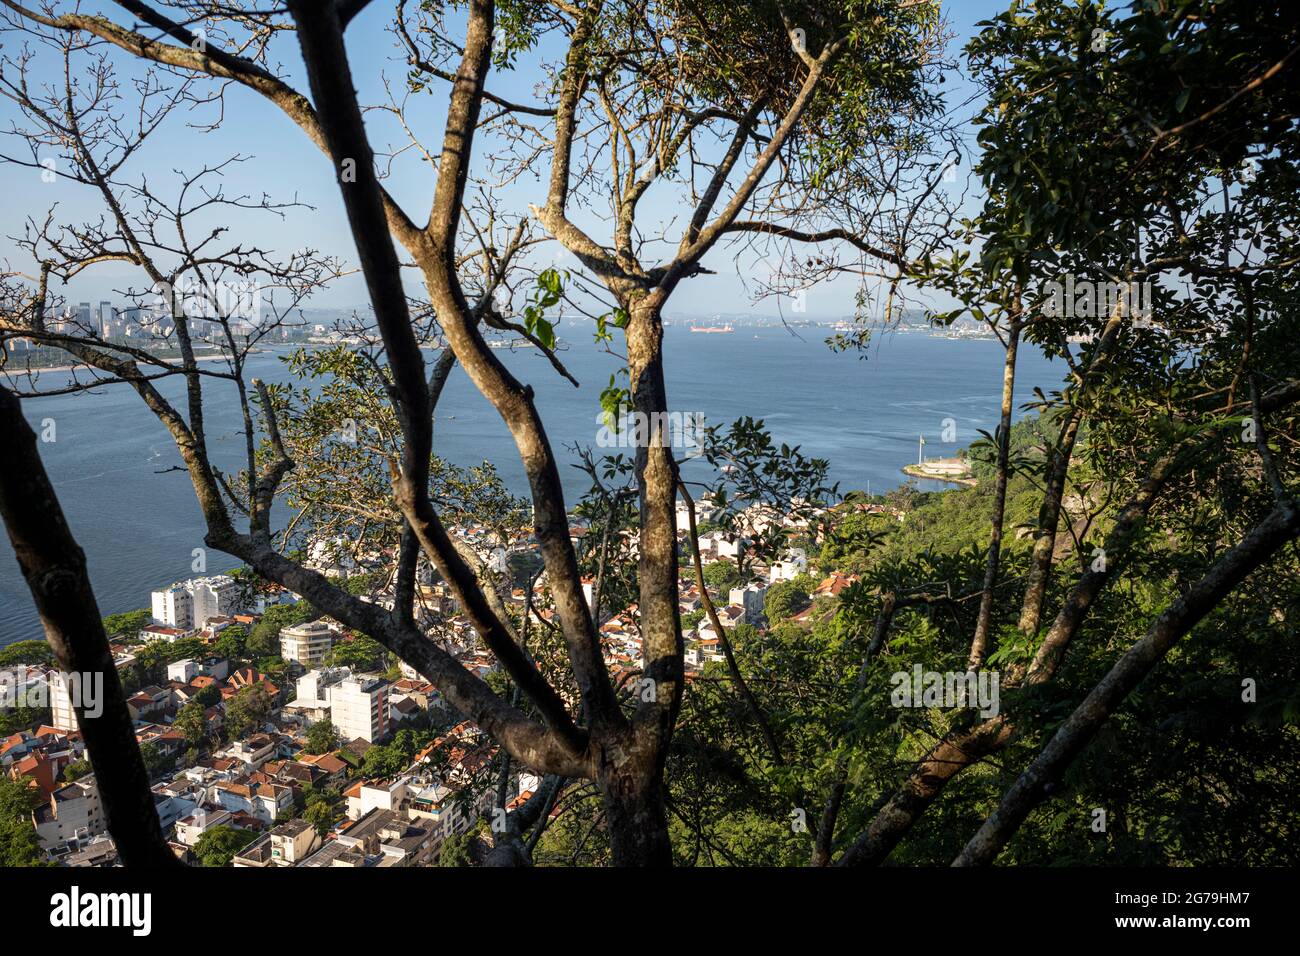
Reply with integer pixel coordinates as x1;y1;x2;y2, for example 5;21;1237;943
232;819;321;867
813;571;860;598
32;777;103;851
299;808;433;867
343;777;409;821
294;751;348;787
215;733;278;772
213;776;294;824
174;807;233;847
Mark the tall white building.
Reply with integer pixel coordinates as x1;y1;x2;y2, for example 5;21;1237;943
280;620;335;668
55;649;142;730
50;672;79;733
152;584;193;629
191;575;241;625
98;301;114;338
329;676;388;743
151;574;241;629
51;664;128;733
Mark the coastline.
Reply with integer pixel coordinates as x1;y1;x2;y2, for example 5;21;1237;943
901;463;979;487
3;351;239;376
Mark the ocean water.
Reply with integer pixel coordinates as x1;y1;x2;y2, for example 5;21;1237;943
0;325;1064;645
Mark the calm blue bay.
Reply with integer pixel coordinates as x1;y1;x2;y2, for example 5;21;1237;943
0;325;1065;645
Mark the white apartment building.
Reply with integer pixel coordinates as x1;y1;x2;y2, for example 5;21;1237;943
50;670;110;733
696;530;744;562
152;584;193;629
284;666;350;724
728;581;768;621
50;672;78;732
197;575;241;623
295;666;350;703
167;658;198;683
407;776;496;861
51;650;140;732
279;620;335;667
33;778;104;850
151;574;242;629
676;496;717;527
329;675;388;743
307;536;358;577
345;776;409;820
215;734;278;772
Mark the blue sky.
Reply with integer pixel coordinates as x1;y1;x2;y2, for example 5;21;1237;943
0;0;1013;317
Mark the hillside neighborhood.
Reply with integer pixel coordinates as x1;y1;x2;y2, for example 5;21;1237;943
2;497;876;867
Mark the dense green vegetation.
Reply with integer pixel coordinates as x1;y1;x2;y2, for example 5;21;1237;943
533;0;1300;867
0;777;45;867
192;826;256;868
102;609;152;641
0;640;54;667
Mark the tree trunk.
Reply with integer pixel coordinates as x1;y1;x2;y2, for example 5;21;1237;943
0;386;181;867
613;293;684;867
626;295;686;713
1017;313;1122;636
599;757;674;866
969;314;1022;669
1015;406;1082;636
